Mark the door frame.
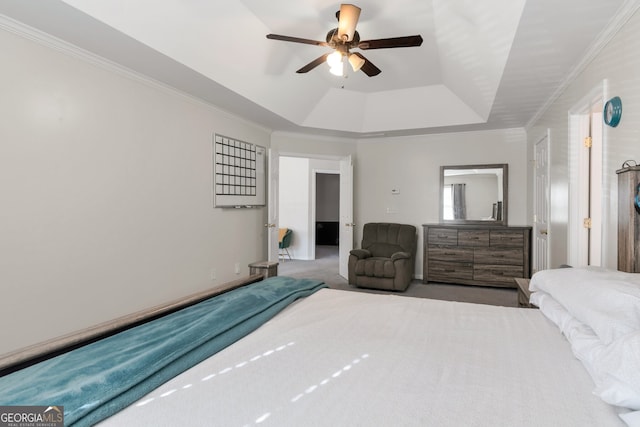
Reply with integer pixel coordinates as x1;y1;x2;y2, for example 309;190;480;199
269;151;354;277
567;82;604;267
267;148;280;262
532;129;550;273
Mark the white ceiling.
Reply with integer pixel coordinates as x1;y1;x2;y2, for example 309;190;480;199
0;0;634;138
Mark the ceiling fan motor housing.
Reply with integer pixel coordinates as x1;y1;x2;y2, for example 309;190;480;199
326;28;360;49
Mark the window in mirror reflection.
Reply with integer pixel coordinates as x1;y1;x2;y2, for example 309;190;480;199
443;184;467;220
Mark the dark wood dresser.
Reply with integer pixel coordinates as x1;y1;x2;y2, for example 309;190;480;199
617;165;640;272
423;224;531;288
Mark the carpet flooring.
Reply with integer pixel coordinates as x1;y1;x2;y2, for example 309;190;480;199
278;245;519;308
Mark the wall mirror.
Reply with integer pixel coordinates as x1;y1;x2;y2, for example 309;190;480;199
439;164;508;226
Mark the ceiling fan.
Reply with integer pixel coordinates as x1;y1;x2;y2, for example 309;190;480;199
266;4;423;77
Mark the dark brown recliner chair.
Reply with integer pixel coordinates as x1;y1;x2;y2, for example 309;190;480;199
348;223;417;291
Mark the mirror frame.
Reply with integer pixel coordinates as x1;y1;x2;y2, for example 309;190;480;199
439;163;508;226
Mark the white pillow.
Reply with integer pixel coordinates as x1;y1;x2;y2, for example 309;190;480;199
620;409;640;427
529;267;640;344
531;290;587;337
539;300;640;412
531;269;640;412
532;290;605;383
593;331;640;410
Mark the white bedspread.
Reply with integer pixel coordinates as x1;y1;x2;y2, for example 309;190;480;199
100;289;624;426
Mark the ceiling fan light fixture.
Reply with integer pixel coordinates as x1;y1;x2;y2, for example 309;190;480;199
329;66;343;76
337;4;361;42
327;50;344;76
327;50;343;67
265;4;422;77
329;62;344;76
348;53;365;72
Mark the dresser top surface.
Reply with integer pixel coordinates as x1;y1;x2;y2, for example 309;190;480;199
423;223;531;230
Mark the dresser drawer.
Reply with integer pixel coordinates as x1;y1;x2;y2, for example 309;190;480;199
474;264;523;286
474;247;523;265
490;230;524;247
458;230;489;247
429;260;473;281
429;246;473;263
428;228;457;245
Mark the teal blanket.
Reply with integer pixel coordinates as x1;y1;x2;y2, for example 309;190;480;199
0;276;326;426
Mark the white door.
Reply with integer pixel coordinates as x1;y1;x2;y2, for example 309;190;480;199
571;111;603;266
576;113;592;266
533;132;550;273
339;155;354;279
267;148;279;262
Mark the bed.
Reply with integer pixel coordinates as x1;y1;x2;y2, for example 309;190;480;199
1;268;639;426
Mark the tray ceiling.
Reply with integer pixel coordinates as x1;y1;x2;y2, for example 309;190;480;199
0;0;633;137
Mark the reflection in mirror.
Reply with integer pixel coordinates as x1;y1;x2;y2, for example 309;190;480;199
440;164;508;225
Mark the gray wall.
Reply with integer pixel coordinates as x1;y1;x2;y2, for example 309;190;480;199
0;26;270;354
527;6;640;268
353;129;528;278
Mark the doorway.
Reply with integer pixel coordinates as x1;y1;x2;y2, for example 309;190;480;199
273;155;353;279
314;172;340;258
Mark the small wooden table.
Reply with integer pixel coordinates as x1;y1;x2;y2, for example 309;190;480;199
249;261;279;278
514;278;536;308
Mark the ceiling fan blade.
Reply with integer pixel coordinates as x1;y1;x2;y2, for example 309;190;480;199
296;53;330;73
337;4;361;42
352;52;381;77
266;34;328;47
358;35;423;50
